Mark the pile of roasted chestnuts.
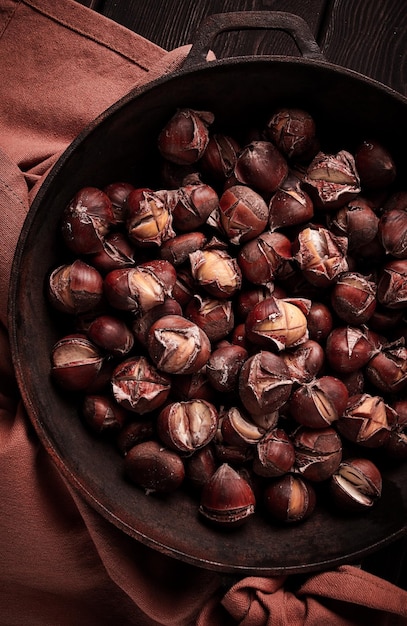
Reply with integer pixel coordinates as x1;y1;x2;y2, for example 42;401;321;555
47;105;407;529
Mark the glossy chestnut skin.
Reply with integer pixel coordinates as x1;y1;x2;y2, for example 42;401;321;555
82;394;127;434
266;107;317;160
185;296;234;343
199;463;256;528
124;440;185;494
48;259;104;315
330;272;377;325
325;326;379;374
306;302;333;342
206;344;248;393
365;342;407;394
87;314;134;356
263;474;316;523
200;133;240;182
282;339;325;384
377;259;407;309
237;231;292;286
253;428;295;478
354;139;397;190
327;196;379;251
268;173;314;230
171;182;219;232
233;140;288;194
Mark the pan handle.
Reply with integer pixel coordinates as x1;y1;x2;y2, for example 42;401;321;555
182;11;325;70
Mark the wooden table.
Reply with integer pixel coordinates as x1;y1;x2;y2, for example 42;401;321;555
76;0;407;588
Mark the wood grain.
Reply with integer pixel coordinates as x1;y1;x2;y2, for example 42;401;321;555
98;0;326;58
319;0;407;94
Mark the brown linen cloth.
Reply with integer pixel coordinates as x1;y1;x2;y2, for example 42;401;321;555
1;1;407;624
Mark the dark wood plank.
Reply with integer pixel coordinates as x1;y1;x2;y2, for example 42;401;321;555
98;0;327;58
319;0;407;95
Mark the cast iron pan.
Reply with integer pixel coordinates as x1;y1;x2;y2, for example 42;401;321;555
8;12;407;574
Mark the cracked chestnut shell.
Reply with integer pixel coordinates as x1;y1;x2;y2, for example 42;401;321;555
239;351;293;416
51;333;104;391
111;356;171;415
157;108;214;165
304;150;361;210
157;399;218;454
330;272;377;325
103;260;177;314
220;406;264;447
263;474;316;523
253;428;295;478
48;259;104;315
330;458;382;512
147;314;211;375
199;463;256;528
365;341;407;394
245;296;310;351
219;184;269;245
61;186;116;255
126;188;175;247
337;393;396;448
288;376;349;429
292;426;342;482
293;224;348;288
266;107;317;160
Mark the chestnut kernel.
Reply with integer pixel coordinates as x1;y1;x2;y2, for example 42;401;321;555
147;315;211;375
337;393;396;448
157;399;218;454
330;458;382;512
51;334;104;391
